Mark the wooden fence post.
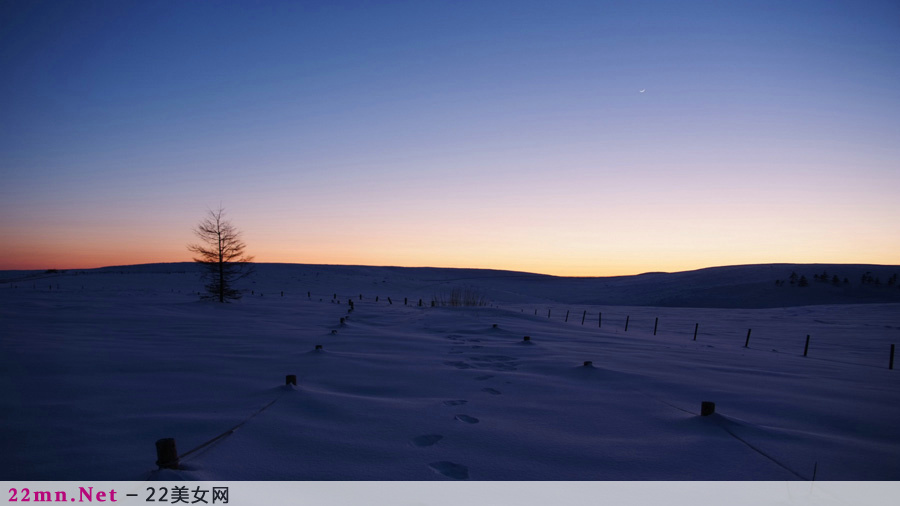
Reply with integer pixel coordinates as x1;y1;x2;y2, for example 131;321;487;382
693;323;698;341
804;335;810;357
155;438;179;469
653;317;658;336
744;329;752;348
625;315;629;332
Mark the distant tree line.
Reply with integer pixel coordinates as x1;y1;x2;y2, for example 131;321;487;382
775;270;898;289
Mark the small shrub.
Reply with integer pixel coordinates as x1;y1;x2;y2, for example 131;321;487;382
432;287;489;307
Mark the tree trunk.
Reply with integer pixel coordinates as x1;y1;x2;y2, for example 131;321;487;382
218;231;225;303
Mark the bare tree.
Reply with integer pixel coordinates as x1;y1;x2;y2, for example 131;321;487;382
188;207;254;302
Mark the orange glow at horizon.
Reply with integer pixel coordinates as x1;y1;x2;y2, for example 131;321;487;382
4;161;900;276
5;216;897;277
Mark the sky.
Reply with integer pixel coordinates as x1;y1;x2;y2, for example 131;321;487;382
2;0;899;276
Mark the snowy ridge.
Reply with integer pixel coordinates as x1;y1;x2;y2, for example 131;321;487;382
6;261;898;308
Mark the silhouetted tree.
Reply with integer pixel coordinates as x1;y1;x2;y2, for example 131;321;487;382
789;272;798;285
798;275;809;287
188;207;254;303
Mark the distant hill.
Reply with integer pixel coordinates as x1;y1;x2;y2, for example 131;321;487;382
341;263;900;308
512;263;900;308
2;262;899;309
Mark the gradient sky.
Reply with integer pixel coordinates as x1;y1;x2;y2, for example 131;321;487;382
2;0;899;275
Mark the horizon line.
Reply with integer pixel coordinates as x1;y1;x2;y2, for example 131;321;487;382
3;259;899;279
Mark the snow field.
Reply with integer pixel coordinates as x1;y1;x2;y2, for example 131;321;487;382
1;267;899;480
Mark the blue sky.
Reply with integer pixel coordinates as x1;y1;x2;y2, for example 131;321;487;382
2;0;898;274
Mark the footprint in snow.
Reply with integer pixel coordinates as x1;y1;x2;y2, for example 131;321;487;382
469;355;518;371
474;374;494;381
443;361;472;369
481;388;501;395
455;414;479;424
411;434;443;447
429;461;469;480
442;399;468;406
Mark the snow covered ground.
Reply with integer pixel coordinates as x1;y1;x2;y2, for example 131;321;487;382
2;263;899;481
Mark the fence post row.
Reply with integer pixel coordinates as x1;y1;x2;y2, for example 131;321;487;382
301;296;889;369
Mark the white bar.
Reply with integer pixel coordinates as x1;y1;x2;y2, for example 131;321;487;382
2;481;898;506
